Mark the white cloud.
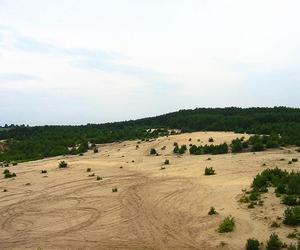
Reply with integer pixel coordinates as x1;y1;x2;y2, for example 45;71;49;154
0;0;299;125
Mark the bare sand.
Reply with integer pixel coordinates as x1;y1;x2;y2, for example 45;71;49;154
0;131;299;249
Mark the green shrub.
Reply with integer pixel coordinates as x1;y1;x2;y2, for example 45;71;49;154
12;162;18;166
249;192;260;201
282;195;299;206
283;206;300;226
208;137;214;142
4;172;16;178
178;145;187;154
93;148;99;153
41;170;47;174
292;158;298;162
208;207;217;215
58;161;68;168
218;216;235;233
3;169;10;174
112;187;118;192
86;168;91;172
164;159;170;165
204;167;215;175
248;202;255;209
246;238;260;250
252;142;265;152
150;148;157;155
96;176;102;180
88;173;95;177
266;233;282;250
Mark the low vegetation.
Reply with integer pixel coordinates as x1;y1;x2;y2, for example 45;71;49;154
204;167;215;175
246;238;260;250
218;216;235;233
208;207;217;215
58;161;68;168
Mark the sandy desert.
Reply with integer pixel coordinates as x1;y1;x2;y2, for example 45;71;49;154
0;131;299;250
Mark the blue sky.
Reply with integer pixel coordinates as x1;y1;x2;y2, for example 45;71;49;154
0;0;299;125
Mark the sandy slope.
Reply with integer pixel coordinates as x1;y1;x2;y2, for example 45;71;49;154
0;131;299;249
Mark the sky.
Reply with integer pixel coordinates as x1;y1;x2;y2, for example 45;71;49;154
0;0;300;125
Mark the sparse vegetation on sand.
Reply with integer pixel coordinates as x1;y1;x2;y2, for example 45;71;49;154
246;238;260;250
266;233;282;250
218;216;235;233
150;148;157;155
58;161;68;168
41;170;47;174
164;159;170;165
112;187;118;192
3;169;16;178
208;207;217;215
204;167;215;175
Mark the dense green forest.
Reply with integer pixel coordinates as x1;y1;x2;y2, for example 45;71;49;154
1;107;300;162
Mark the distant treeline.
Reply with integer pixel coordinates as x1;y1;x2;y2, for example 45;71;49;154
1;107;300;162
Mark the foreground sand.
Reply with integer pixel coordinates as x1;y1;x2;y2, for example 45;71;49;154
0;131;299;249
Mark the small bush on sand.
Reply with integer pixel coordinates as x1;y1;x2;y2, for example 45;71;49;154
246;238;260;250
218;216;235;233
4;171;16;178
282;195;299;206
160;166;166;170
58;161;68;168
208;207;217;215
150;148;157;155
283;206;300;226
266;233;282;250
96;176;102;181
204;167;215;175
208;137;214;142
3;169;10;174
112;187;118;192
88;173;95;177
164;159;170;165
12;162;18;166
292;158;298;162
41;170;47;174
93;148;99;153
86;168;91;172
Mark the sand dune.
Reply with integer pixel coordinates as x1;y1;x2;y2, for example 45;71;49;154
0;132;299;249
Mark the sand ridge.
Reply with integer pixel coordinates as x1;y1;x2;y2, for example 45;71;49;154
0;131;299;249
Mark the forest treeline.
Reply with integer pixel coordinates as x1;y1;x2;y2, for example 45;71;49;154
1;107;300;162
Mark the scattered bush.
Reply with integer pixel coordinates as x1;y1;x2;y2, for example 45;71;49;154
86;168;91;172
282;195;299;206
246;238;260;250
208;137;214;142
204;167;215;175
150;148;157;155
112;187;118;192
218;216;235;233
41;170;47;174
283;206;300;226
160;166;166;170
208;207;217;215
12;162;18;166
164;159;170;165
58;161;68;168
3;169;10;174
292;158;298;162
93;148;99;153
4;171;16;178
266;233;282;250
88;173;95;177
190;143;229;155
96;176;102;180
